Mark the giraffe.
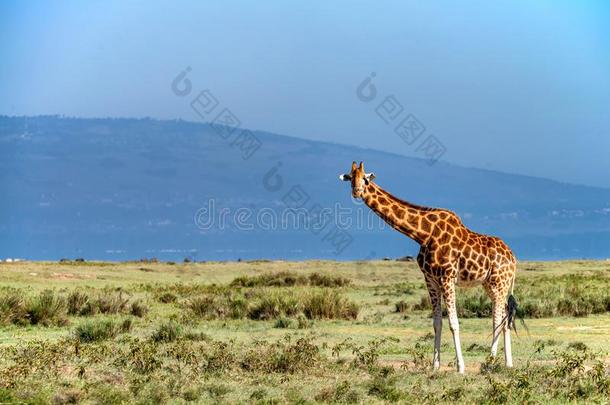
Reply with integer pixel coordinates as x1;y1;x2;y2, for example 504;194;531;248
339;161;518;373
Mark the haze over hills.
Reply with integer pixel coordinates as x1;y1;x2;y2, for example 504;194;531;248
1;116;610;261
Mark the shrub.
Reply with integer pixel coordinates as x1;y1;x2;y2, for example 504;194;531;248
248;292;301;320
395;300;409;313
273;317;293;329
367;374;403;402
68;290;131;316
130;300;149;317
315;381;360;403
307;273;351;287
96;291;129;314
120;318;133;333
187;295;228;319
302;290;359;320
157;292;177;304
204;383;231;400
67;290;90;315
28;290;68;326
230;271;306;287
74;320;120;343
240;336;321;374
52;389;82;404
151;321;181;343
0;290;27;325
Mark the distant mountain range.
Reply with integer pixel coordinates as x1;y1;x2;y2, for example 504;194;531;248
1;116;610;261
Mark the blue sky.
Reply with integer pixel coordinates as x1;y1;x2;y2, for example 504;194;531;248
1;1;609;187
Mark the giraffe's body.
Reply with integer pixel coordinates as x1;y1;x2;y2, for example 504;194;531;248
340;162;517;373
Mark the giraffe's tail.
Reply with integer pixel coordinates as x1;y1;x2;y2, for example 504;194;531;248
504;278;528;336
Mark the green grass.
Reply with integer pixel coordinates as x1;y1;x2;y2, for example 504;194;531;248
0;259;608;403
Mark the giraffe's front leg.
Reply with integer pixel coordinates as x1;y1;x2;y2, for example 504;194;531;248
443;283;465;373
426;281;442;370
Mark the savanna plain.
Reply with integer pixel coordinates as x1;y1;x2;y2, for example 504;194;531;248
0;259;608;404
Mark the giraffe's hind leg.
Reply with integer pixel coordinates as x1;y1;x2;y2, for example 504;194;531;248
485;281;512;367
490;298;504;358
424;276;442;369
504;318;513;367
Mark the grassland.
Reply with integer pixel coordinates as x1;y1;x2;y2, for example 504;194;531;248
0;259;608;404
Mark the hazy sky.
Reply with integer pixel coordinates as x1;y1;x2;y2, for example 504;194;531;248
1;1;609;187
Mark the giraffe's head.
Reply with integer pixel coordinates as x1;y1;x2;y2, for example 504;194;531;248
339;161;376;199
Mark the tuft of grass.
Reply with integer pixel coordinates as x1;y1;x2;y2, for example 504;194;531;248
130;300;149;318
151;321;181;343
367;373;404;402
67;289;132;316
315;380;360;403
74;319;122;343
0;290;27;326
273;317;293;329
67;290;90;316
96;290;129;314
240;336;322;374
395;300;409;313
157;292;177;304
302;290;359;320
27;290;68;326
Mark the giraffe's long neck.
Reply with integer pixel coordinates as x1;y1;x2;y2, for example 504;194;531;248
362;182;435;245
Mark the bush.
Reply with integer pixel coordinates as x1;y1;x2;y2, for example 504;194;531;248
395;300;409;313
241;336;321;374
27;290;68;326
67;290;90;315
96;291;129;314
302;290;359;320
74;320;121;343
248;292;301;320
151;321;181;343
68;289;131;316
274;317;293;329
130;300;149;318
315;381;360;403
367;374;404;402
157;292;177;304
0;290;27;325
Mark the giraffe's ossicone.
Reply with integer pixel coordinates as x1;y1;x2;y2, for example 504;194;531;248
340;161;518;373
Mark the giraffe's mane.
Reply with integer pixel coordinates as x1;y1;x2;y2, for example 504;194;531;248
369;181;438;212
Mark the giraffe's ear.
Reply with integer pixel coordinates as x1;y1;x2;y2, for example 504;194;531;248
339;174;352;181
364;172;375;184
